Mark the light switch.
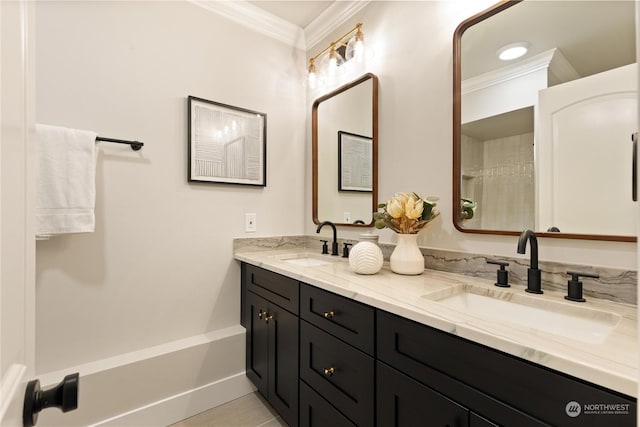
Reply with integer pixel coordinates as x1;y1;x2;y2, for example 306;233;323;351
245;213;257;232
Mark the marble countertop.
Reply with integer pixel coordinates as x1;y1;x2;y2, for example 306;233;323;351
234;247;638;397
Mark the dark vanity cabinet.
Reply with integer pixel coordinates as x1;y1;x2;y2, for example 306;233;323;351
243;264;299;427
377;310;636;427
299;283;376;427
241;263;636;427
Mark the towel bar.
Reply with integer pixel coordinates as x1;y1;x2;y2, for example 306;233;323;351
96;136;144;151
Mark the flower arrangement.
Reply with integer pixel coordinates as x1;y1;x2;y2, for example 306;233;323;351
374;192;439;234
460;198;477;220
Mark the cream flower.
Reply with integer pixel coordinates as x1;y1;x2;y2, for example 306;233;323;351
386;197;405;218
374;191;439;234
405;197;424;219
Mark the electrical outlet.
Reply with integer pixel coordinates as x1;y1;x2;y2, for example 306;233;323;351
343;212;352;223
245;213;257;232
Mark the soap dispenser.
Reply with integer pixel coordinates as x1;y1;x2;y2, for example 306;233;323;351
565;271;599;302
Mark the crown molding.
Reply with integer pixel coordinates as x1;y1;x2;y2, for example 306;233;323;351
547;49;580;86
462;48;579;94
304;1;372;51
190;0;305;49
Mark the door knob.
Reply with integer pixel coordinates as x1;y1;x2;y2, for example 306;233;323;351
23;373;79;427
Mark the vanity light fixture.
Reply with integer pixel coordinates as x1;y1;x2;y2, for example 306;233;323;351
307;22;369;88
497;42;529;61
308;58;320;88
328;43;345;76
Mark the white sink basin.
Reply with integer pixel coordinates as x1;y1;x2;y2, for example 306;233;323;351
279;254;337;267
424;286;621;344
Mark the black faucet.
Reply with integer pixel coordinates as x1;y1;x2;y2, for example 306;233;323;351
516;229;543;294
316;221;339;256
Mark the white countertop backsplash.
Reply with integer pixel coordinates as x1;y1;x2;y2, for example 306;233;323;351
234;236;638;397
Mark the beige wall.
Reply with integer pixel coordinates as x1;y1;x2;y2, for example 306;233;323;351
35;0;306;374
306;0;636;270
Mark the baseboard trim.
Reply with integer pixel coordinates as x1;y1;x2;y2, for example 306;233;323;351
37;325;252;426
92;372;255;427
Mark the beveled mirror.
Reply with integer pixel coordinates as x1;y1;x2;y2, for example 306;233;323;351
453;0;637;242
313;73;378;226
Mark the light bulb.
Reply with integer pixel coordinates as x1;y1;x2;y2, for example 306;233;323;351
354;27;365;62
329;47;339;75
308;60;319;88
328;44;346;76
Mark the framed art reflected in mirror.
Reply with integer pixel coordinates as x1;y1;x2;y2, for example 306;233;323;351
338;131;373;193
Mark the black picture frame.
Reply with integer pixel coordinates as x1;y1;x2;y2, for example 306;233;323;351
338;130;373;192
188;96;266;186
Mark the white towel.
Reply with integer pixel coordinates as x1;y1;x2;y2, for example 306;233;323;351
35;124;98;236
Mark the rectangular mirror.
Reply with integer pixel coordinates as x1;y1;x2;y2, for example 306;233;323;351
313;73;378;226
453;0;637;242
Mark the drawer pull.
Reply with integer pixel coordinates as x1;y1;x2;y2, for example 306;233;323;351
323;311;335;319
323;367;335;377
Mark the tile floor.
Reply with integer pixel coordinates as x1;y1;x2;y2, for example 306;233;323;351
169;392;287;427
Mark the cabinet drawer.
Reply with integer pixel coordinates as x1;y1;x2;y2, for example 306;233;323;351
300;380;356;427
470;412;499;427
377;361;468;427
300;321;374;426
244;264;299;314
300;284;374;355
377;310;635;427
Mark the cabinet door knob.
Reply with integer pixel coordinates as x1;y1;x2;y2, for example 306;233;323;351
323;367;335;377
264;314;273;323
323;311;335;319
258;309;265;319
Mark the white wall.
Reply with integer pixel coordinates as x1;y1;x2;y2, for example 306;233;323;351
305;0;637;270
34;0;305;423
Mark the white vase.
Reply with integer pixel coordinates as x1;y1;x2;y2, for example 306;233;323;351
390;233;424;275
349;240;384;275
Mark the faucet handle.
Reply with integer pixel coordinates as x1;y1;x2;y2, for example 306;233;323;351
487;259;510;287
320;240;329;255
565;271;599;302
342;243;353;258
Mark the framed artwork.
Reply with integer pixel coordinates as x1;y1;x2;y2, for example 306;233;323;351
188;96;266;186
338;131;372;192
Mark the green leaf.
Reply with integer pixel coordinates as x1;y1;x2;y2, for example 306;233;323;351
422;203;433;220
462;206;475;219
